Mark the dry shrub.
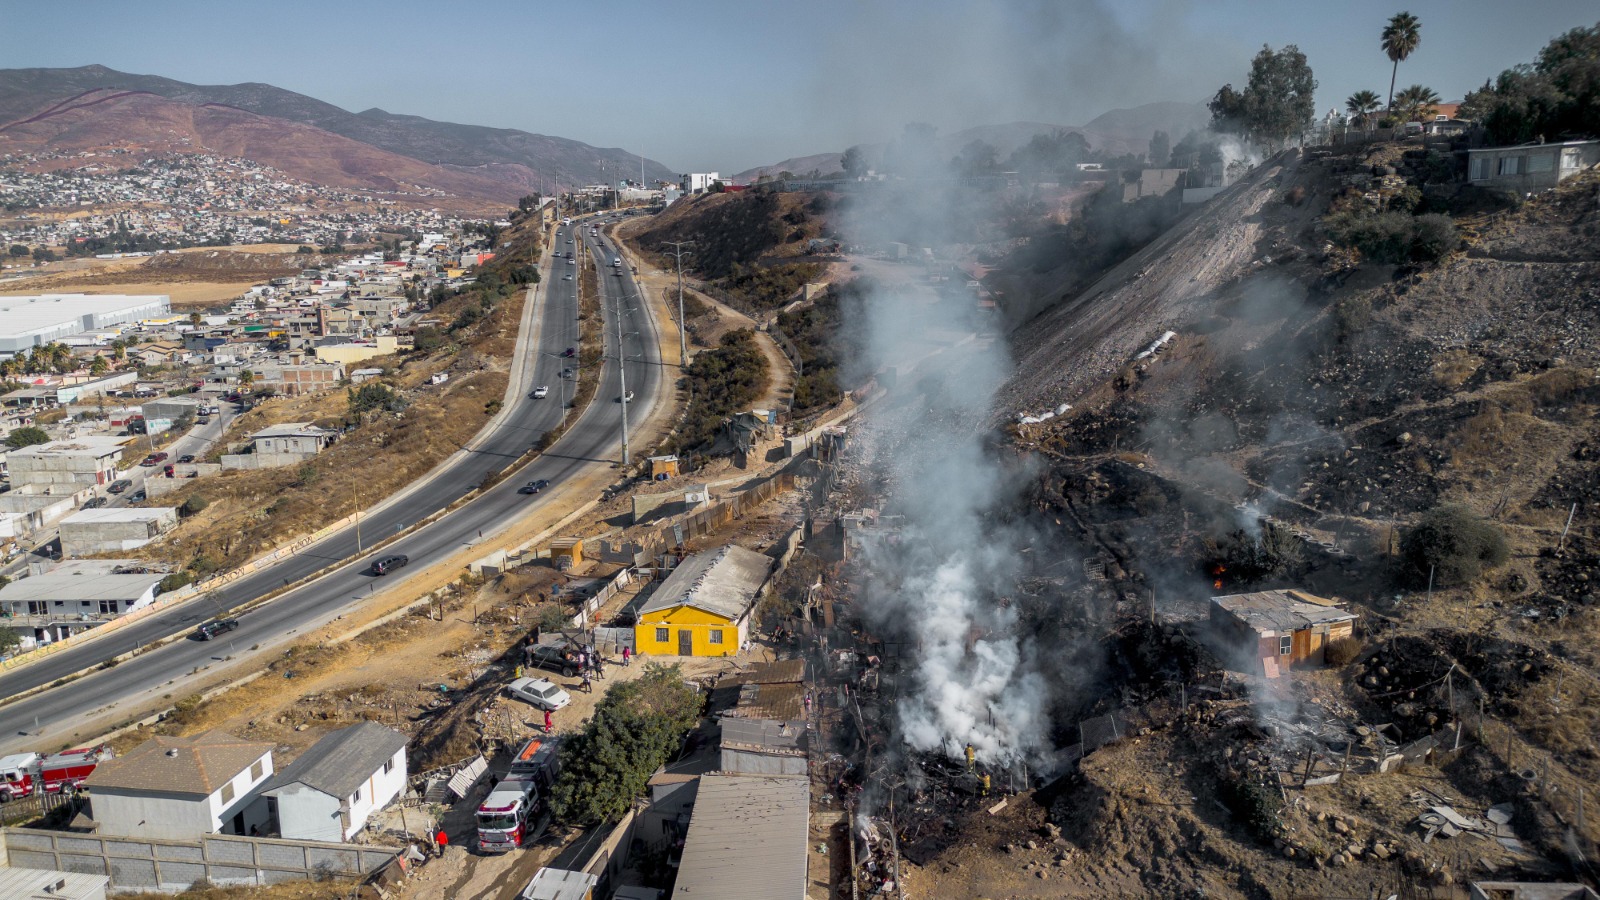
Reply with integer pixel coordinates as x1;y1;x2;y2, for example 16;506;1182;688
1324;637;1362;667
1431;350;1483;389
1526;366;1591;406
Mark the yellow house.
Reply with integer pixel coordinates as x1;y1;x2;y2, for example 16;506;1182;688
634;545;773;657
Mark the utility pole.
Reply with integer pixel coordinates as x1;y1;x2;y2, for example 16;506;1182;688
662;241;694;366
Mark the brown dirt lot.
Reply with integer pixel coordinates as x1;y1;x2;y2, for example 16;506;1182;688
0;245;334;307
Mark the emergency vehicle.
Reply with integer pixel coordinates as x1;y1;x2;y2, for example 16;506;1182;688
476;737;561;852
0;745;115;801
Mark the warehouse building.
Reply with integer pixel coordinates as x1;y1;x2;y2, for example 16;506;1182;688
0;294;171;354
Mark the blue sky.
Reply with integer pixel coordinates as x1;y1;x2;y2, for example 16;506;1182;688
2;0;1594;173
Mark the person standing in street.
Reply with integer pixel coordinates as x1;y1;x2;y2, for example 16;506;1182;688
543;709;553;734
435;828;449;855
622;646;632;666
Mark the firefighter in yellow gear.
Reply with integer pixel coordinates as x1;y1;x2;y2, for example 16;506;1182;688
979;772;991;797
965;743;975;770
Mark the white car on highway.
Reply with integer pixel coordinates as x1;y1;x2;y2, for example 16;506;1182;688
532;386;549;399
506;677;570;711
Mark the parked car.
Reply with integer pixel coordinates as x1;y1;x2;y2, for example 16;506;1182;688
192;618;239;640
518;479;550;495
82;497;107;509
108;479;132;494
532;386;549;399
525;644;582;678
372;554;409;575
177;455;195;464
505;677;570;711
139;452;168;467
128;489;146;502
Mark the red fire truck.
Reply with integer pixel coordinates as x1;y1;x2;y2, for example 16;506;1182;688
0;745;114;801
475;737;561;852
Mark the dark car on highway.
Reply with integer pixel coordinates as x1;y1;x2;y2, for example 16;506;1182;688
372;554;409;575
518;479;550;495
177;455;195;464
128;489;147;502
192;618;239;640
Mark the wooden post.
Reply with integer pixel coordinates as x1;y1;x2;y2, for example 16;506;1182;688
1341;741;1352;776
1303;751;1315;786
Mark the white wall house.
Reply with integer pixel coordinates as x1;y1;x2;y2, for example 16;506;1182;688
257;721;408;842
84;731;275;840
680;173;720;194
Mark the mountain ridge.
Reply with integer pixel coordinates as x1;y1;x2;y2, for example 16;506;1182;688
0;65;676;195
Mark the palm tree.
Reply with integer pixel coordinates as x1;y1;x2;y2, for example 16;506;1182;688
109;339;126;362
1393;85;1441;124
1381;12;1422;118
1346;90;1383;131
89;355;109;377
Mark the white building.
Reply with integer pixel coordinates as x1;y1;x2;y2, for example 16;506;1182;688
59;507;179;556
7;437;127;489
0;294;172;354
84;731;275;839
681;173;721;194
0;561;164;646
257;721;408;842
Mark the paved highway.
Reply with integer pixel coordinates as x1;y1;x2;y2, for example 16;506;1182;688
0;219;665;754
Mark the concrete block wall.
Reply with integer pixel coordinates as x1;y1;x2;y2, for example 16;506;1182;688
1;827;397;892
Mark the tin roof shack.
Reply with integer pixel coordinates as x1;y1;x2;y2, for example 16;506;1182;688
7;437;126;489
670;773;809;900
1209;589;1357;679
0;561;163;645
634;545;774;658
714;660;809;775
140;396;202;423
1467;139;1600;192
84;731;275;840
256;721;408;842
58;507;178;557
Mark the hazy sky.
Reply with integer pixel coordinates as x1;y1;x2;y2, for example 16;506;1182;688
2;0;1594;173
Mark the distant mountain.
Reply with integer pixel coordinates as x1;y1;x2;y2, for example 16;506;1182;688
732;102;1212;182
0;65;676;199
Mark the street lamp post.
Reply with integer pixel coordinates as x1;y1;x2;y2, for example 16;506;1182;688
616;291;631;467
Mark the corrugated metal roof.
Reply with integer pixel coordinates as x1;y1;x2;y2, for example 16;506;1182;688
1213;590;1357;635
715;658;804;688
725;682;805;722
85;731;271;796
720;717;805;755
0;866;109;900
640;545;772;622
262;721;406;800
671;774;808;900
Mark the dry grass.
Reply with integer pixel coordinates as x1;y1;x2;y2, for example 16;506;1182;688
1431;349;1483;389
116;882;350;900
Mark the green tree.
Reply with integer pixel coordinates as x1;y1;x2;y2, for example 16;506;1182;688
89;355;109;377
1399;504;1509;588
1381;12;1423;117
550;664;702;825
4;425;50;449
1148;130;1171;168
1461;22;1600;144
238;369;254;389
1346;89;1383;131
840;145;867;178
348;381;405;415
1392;84;1441;123
1209;45;1318;151
0;626;19;658
7;244;26;257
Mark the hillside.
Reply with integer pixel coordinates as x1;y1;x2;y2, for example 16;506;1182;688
732;101;1209;181
0;65;675;194
0;90;520;204
978;141;1600;891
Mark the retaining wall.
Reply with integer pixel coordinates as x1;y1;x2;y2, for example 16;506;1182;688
0;828;397;892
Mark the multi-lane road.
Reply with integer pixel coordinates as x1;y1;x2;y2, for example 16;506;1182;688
0;219;665;755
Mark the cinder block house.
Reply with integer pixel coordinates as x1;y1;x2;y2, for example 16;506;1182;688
256;721;407;842
84;731;274;839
